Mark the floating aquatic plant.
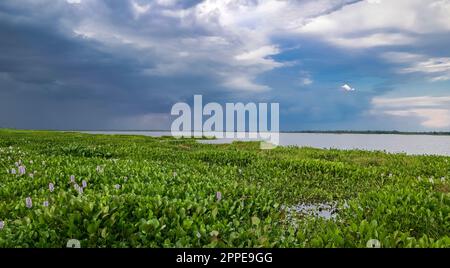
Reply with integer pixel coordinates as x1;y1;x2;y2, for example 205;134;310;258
25;197;32;208
49;183;54;192
216;191;222;201
0;129;448;248
18;165;26;175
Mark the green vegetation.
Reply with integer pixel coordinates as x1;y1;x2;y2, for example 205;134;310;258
0;129;449;248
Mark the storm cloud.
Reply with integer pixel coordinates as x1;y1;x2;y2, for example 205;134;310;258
1;0;449;131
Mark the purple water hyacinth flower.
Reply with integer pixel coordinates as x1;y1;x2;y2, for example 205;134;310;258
0;221;4;230
70;175;75;183
78;187;83;194
49;183;55;192
18;165;26;175
96;166;103;173
115;184;121;190
74;184;80;191
11;168;16;175
82;180;87;188
25;197;32;208
29;173;34;178
216;191;222;201
43;201;49;207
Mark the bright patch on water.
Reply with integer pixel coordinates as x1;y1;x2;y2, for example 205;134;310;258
282;201;349;225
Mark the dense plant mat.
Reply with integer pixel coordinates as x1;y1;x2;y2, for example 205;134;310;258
0;129;449;247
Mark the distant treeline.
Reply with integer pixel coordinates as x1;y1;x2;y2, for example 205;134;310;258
285;130;450;136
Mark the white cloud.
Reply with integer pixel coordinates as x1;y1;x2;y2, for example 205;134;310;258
381;52;423;63
62;0;372;92
330;33;414;49
156;0;178;7
234;45;280;64
222;75;270;92
402;58;450;80
382;52;450;81
67;0;81;4
298;0;450;48
301;77;313;86
67;0;301;92
131;1;151;19
372;96;450;108
22;0;450;93
297;71;313;86
383;109;450;128
371;95;450;128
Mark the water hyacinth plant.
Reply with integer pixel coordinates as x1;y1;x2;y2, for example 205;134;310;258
216;191;222;201
96;165;104;173
0;221;4;230
25;197;32;209
0;129;448;248
74;184;80;192
49;183;54;192
18;165;26;175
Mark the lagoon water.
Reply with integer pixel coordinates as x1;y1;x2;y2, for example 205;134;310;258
83;131;450;156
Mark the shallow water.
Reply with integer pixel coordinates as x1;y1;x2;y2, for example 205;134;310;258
82;131;450;156
282;201;344;225
290;203;338;220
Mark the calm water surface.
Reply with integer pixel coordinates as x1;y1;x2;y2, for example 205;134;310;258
83;131;450;156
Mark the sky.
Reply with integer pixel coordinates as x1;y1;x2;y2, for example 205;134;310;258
1;0;450;131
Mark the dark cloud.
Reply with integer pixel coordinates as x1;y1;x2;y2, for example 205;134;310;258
1;0;449;131
0;0;232;130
